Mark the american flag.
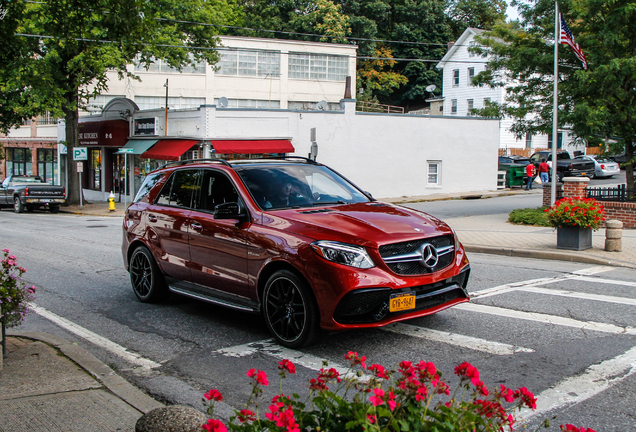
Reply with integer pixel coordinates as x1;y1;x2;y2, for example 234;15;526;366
560;14;588;70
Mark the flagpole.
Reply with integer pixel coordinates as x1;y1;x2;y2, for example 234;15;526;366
551;1;559;205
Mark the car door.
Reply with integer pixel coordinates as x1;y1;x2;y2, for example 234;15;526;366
144;169;201;283
188;169;249;297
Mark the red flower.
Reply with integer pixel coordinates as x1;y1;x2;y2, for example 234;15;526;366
498;384;515;403
454;361;480;386
345;351;367;369
247;369;269;386
204;389;223;402
369;388;385;406
368;364;389;379
514;386;537;410
278;359;296;375
265;403;299;432
366;414;377;424
560;425;597;432
318;367;342;383
435;381;450;396
476;380;489;396
237;409;256;423
309;377;328;391
202;419;227;432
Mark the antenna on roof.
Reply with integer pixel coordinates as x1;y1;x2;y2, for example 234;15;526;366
317;100;328;111
426;84;436;98
218;97;228;108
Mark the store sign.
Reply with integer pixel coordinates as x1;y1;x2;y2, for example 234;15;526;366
78;119;129;147
134;118;157;136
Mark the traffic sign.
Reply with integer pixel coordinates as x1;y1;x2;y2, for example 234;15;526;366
119;148;135;154
73;147;88;160
76;162;84;173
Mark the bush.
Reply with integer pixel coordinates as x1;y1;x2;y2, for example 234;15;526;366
544;198;606;230
1;249;36;328
508;207;551;227
201;354;598;432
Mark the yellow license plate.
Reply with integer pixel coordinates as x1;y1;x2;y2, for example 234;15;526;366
581;172;587;176
390;293;416;312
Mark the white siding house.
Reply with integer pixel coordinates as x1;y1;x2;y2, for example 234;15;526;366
436;28;583;155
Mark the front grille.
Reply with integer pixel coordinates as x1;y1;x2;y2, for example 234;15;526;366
379;235;455;275
333;267;470;324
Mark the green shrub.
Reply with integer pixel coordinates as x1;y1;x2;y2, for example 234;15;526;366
508;207;551;227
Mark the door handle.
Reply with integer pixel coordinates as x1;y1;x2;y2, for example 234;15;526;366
190;221;203;230
148;214;157;222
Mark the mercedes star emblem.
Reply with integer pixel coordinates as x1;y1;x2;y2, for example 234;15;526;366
420;243;439;269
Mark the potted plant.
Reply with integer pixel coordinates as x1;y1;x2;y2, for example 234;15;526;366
544;197;606;251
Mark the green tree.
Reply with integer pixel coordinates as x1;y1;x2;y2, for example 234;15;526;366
357;46;408;103
473;0;635;190
4;0;241;204
446;0;508;39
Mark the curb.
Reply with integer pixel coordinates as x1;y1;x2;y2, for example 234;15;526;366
465;245;636;269
8;331;164;414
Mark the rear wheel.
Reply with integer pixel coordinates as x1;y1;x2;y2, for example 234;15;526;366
49;205;60;213
129;246;169;303
14;197;24;213
262;270;321;348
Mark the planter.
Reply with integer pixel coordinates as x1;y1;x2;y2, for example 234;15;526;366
557;226;592;251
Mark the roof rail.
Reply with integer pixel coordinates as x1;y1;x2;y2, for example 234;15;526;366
263;156;320;165
157;158;232;169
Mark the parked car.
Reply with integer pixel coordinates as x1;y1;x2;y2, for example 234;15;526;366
497;155;531;171
0;175;66;213
573;155;620;178
529;150;595;182
122;157;471;348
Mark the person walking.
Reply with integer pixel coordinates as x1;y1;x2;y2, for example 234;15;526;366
525;162;536;190
538;158;550;184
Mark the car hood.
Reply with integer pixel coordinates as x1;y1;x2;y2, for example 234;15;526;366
262;202;454;247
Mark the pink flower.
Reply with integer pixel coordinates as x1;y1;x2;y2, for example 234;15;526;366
369;388;385;406
2;249;10;253
278;359;296;375
204;389;223;402
202;419;227;432
366;414;377;424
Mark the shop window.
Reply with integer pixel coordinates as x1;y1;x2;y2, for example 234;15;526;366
87;149;101;190
134;96;205;110
451;99;457;114
37;148;58;184
134;56;206;74
214;98;280;109
288;53;348;81
427;161;441;187
453;69;460;86
5;148;33;176
217;49;280;77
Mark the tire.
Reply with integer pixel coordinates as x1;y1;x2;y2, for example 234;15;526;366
129;246;169;303
262;269;321;348
14;197;24;213
49;205;60;213
557;172;564;183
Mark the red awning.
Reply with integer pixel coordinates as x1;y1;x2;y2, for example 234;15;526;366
211;139;294;154
140;139;199;161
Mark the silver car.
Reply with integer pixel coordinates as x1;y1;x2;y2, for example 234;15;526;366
574;155;621;178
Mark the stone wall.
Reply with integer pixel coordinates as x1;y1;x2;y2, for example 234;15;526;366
543;177;636;229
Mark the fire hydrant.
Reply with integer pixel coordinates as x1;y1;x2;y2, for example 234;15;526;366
108;191;116;212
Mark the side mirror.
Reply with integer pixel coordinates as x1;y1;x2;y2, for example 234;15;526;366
214;202;246;220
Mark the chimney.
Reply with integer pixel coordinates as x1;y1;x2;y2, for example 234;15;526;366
344;76;352;99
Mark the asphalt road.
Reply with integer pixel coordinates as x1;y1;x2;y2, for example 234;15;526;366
1;208;635;431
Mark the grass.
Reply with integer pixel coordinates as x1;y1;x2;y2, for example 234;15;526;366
508;207;551;227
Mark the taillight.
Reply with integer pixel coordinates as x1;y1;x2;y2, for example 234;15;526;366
601;164;605;169
25;187;29;196
62;187;66;198
568;164;573;169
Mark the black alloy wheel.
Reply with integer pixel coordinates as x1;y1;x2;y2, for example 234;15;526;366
14;197;24;213
263;270;321;348
129;246;169;303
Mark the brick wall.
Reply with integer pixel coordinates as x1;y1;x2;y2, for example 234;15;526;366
543;177;636;229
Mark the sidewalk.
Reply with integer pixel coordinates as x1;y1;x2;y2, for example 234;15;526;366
0;332;163;432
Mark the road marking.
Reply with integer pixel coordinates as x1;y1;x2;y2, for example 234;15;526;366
453;303;636;335
217;340;360;379
573;275;636;288
571;266;615;276
30;304;161;369
381;323;534;355
518;344;636;421
518;286;636;306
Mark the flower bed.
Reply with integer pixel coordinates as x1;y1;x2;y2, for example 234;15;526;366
544;197;606;230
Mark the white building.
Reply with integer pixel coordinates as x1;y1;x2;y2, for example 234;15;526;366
436;28;582;155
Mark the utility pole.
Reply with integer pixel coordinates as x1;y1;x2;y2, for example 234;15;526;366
164;79;169;136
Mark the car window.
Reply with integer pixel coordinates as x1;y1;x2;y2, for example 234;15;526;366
596;158;610;163
133;172;165;203
155;169;201;208
556;152;571;160
197;170;240;212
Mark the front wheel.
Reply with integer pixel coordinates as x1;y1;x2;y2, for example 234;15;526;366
262;270;321;348
14;197;24;213
129;246;169;303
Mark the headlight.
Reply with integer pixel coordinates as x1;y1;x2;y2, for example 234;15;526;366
311;241;375;269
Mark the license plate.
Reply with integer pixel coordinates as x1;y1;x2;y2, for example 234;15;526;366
41;199;51;203
581;172;587;176
389;292;416;312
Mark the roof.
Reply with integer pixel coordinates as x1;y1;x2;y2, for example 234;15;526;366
436;28;485;69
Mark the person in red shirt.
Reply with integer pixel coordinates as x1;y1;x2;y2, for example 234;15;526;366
538;158;550;183
525;162;537;190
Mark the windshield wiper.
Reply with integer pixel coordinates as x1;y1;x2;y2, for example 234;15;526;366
313;200;346;206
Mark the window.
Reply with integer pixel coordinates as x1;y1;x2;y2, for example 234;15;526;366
451;99;457;114
5;148;32;176
453;69;460;86
214;98;280;109
547;132;563;149
467;99;474;115
288;101;341;111
468;41;476;57
86;95;124;113
37;148;57;184
155;169;202;208
134;172;165;203
427;161;441;186
467;67;475;85
197;170;240;212
288;53;348;81
525;133;533;149
87;149;101;190
484;97;491;106
217;49;281;77
134;96;205;110
134;56;205;74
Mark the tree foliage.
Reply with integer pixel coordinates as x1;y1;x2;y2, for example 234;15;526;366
3;0;241;203
446;0;507;39
473;0;636;190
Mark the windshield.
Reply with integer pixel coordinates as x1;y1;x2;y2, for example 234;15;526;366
236;163;370;210
7;176;47;184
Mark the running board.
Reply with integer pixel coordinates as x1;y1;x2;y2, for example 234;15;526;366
168;286;260;313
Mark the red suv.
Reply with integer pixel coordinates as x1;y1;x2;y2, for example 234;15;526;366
122;158;470;347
